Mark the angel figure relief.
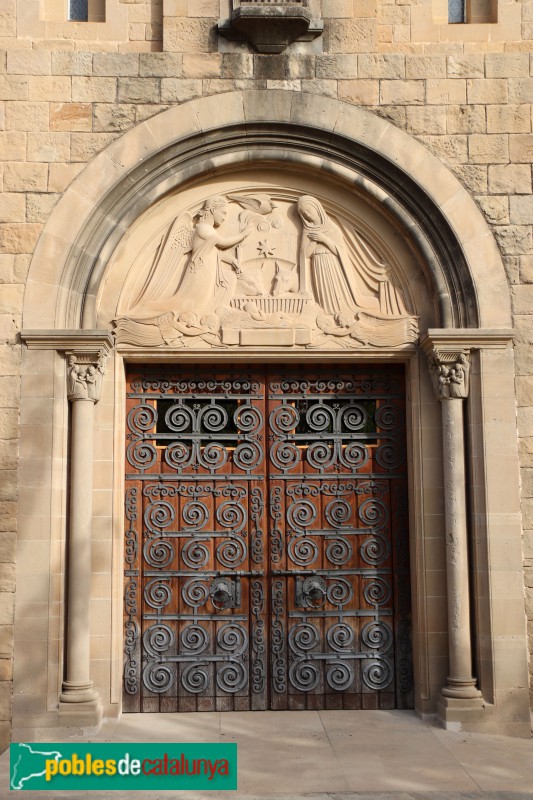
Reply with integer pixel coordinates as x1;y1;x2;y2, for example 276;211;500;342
115;195;255;346
114;191;419;350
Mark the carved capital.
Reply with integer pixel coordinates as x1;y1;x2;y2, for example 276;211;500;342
425;347;470;401
66;349;108;403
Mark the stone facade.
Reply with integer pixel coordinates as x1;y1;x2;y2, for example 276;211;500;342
1;0;533;748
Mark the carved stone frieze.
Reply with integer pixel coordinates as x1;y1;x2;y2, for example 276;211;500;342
114;191;419;351
425;348;470;401
66;349;108;402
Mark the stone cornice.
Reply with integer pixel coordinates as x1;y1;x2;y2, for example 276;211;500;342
420;329;513;354
21;330;114;353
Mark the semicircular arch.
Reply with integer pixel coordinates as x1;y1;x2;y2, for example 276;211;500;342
22;90;510;331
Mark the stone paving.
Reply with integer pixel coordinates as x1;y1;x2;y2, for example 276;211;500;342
1;711;532;799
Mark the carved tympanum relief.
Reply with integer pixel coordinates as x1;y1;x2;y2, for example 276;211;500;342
114;192;419;349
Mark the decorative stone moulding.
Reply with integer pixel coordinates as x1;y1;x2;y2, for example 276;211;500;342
218;0;323;54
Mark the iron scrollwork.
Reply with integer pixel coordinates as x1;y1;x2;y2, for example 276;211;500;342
124;368;412;710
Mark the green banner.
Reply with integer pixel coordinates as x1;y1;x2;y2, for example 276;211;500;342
10;742;237;791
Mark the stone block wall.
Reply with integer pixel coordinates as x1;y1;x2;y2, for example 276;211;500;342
0;0;532;748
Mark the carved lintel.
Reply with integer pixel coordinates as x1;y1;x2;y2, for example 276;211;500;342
66;349;108;403
424;347;470;401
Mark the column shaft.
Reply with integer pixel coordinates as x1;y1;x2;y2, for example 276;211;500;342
63;398;96;693
441;398;478;692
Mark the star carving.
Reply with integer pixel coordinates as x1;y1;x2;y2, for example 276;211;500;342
257;240;276;258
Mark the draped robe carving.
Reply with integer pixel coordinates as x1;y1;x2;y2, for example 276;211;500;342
114;191;419;350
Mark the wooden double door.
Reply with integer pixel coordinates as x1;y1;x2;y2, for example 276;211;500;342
123;365;412;712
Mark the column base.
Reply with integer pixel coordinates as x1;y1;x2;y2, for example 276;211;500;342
437;693;485;731
58;683;103;727
441;676;482;700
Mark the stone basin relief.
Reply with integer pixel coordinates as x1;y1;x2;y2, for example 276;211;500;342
113;191;419;349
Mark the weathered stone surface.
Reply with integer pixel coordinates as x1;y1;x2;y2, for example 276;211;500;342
469;134;509;164
0;259;14;285
510;196;533;226
406;55;446;79
0;132;25;161
160;77;202;103
487;104;531;134
0;224;42;254
338;80;379;106
475;195;509;225
447;105;486;134
26;132;70;162
117;77;160;103
7;50;50;76
183;53;221;79
489;164;532;194
447;54;484;78
47;163;84;192
164;18;216;53
0;564;15;593
50;102;92;132
26;193;59;224
0;194;24;224
358;54;404;79
419;134;468;164
381;80;424;105
406;106;446;135
221;53;253;80
498;227;532;257
70;132;118;162
3;163;47;192
0;75;28;101
51;51;93;76
93;103;136;132
0;410;18;440
28;75;71;102
5;102;48;131
510;134;533;163
72;77;117;103
139;52;183;78
325;19;376;54
316;54;358;79
93;53;140;77
467;78;508;104
426;79;466;105
520;255;533;285
254;54;314;81
453;165;488;194
485;53;530;78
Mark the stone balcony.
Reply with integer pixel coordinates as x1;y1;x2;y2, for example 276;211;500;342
218;0;323;54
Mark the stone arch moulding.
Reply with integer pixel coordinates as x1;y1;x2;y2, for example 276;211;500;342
19;91;531;739
23;90;511;332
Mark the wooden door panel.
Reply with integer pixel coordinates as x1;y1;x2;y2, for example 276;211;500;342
266;368;410;711
123;365;412;712
123;369;268;712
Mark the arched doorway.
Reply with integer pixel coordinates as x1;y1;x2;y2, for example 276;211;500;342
18;91;531;737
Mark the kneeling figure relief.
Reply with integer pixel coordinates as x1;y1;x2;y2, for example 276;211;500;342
114;192;419;349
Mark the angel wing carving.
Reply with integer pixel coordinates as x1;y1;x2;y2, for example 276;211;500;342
129;212;193;310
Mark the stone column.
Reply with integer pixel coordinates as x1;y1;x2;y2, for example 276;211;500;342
424;345;483;721
58;348;108;724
